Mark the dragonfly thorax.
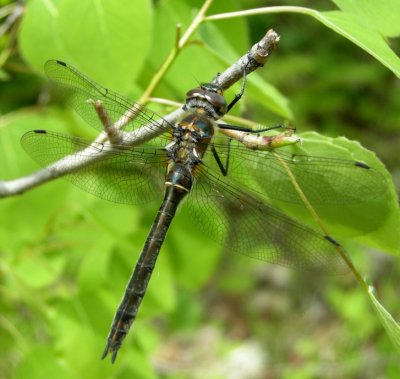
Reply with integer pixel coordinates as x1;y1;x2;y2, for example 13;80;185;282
185;83;227;119
167;112;215;170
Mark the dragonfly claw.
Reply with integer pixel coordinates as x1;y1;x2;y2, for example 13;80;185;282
101;341;120;364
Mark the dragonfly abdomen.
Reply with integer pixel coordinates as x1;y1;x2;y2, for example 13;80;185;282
102;163;193;362
165;162;193;193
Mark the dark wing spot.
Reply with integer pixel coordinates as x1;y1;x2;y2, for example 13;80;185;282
55;60;67;67
324;235;341;247
355;161;370;169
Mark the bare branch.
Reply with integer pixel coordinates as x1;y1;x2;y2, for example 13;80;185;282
0;141;112;196
214;29;280;90
0;30;280;198
89;99;124;144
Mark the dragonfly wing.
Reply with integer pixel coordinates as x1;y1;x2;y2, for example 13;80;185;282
21;130;166;204
44;60;172;136
187;166;348;273
209;137;387;205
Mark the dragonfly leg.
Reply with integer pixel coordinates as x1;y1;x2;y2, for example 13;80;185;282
226;66;247;113
225;54;266;113
218;123;285;134
210;140;231;176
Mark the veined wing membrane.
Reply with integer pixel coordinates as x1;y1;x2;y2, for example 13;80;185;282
208;136;387;205
21;130;167;204
188;165;347;273
44;60;173;137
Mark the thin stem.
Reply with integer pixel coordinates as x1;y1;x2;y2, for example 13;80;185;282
178;0;214;47
0;3;23;36
0;3;23;67
139;0;214;103
204;6;317;21
0;3;17;19
273;151;368;289
0;313;28;352
175;24;182;50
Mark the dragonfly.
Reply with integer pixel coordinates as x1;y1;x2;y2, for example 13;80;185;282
21;60;387;363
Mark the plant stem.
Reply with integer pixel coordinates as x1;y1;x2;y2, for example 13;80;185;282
139;0;214;103
204;6;317;21
273;151;368;289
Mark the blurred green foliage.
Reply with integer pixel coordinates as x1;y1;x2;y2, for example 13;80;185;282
0;0;400;378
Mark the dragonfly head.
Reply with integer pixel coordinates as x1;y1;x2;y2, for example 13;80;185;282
185;83;227;119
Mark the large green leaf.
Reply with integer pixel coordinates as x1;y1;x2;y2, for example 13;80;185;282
332;0;400;37
271;131;400;253
313;10;400;77
214;2;400;77
283;1;400;77
19;0;152;93
15;346;78;379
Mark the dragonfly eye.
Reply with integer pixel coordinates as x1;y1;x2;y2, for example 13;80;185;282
205;92;227;116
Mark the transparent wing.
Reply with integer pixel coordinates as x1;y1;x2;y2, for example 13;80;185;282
21;130;167;204
44;60;173;137
207;136;387;205
186;166;347;273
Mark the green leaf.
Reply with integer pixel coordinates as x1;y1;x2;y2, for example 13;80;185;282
332;0;400;37
19;0;65;71
0;110;86;246
149;0;228;101
329;287;376;338
150;1;291;119
199;10;248;63
206;0;250;55
138;246;176;317
271;132;400;253
0;68;10;80
254;4;400;77
50;309;114;377
314;10;400;77
168;211;222;289
19;0;152;93
246;74;292;119
14;254;64;289
368;285;400;353
76;232;114;292
0;110;67;178
15;346;78;379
